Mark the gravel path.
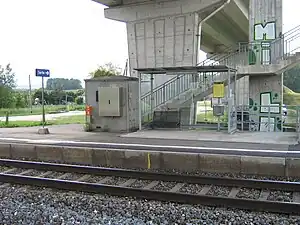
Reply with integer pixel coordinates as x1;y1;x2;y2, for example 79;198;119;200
0;185;300;225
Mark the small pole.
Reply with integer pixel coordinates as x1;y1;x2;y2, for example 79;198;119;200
42;76;45;128
138;72;142;130
29;75;33;113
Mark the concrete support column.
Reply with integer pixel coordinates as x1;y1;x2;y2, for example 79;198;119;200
104;0;227;87
127;12;199;86
248;0;283;132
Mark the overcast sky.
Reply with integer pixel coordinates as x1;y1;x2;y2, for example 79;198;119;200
0;0;298;88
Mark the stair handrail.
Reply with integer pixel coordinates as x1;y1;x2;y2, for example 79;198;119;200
141;50;241;117
141;46;234;99
238;24;300;50
142;24;300;100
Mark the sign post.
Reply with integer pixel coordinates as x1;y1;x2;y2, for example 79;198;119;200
35;69;50;134
212;82;225;131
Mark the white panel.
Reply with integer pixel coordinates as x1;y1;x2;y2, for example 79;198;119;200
99;87;121;117
135;22;146;68
174;16;185;63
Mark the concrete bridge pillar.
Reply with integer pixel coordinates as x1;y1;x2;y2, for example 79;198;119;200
248;0;283;132
104;0;228;88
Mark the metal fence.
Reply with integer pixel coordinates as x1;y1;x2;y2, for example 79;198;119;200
174;104;300;133
297;108;300;142
194;104;300;132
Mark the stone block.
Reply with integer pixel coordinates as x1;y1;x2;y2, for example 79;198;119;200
285;158;300;177
10;144;37;160
37;128;50;134
199;154;241;174
92;149;107;166
0;143;11;158
106;150;125;168
123;150;148;169
241;156;285;176
161;152;198;171
36;145;63;162
62;147;93;165
145;151;161;170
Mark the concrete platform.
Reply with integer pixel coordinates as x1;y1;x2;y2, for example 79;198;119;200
121;130;298;145
0;125;300;177
0;124;298;151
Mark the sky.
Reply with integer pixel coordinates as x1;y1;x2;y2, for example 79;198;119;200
0;0;298;89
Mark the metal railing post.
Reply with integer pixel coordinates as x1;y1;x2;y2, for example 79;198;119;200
241;105;244;131
268;105;271;132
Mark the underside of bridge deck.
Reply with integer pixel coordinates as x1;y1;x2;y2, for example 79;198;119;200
92;0;250;54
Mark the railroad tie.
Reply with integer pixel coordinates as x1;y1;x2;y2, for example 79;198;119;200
144;181;159;190
258;190;270;201
293;192;300;203
76;175;92;182
38;171;53;177
119;179;137;187
1;168;18;174
57;173;72;180
97;176;112;184
199;185;212;195
228;187;241;198
169;183;185;193
19;169;34;175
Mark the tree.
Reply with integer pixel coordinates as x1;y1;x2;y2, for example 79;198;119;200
283;65;300;92
89;62;122;78
0;64;16;88
46;78;82;90
15;92;27;108
0;64;16;108
75;96;84;105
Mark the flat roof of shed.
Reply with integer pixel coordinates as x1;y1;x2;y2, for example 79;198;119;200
134;65;236;74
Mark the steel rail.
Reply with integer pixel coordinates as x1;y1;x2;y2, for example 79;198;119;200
0;158;300;192
0;173;299;215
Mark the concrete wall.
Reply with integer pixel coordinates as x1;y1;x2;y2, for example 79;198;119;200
246;0;283;131
126;12;199;80
85;76;139;132
248;75;283;132
104;0;225;83
1;142;300;177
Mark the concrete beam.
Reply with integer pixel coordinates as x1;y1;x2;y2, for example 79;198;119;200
202;20;237;47
221;0;249;37
92;0;122;7
200;32;223;53
104;0;224;22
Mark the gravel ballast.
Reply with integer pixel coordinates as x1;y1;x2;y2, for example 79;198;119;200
0;185;300;225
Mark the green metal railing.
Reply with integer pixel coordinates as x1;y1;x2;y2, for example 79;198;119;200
140;25;300;125
141;49;239;123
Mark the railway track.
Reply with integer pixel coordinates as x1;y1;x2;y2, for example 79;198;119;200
0;158;300;215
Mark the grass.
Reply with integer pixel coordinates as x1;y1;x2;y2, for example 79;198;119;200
0;105;85;117
0;115;85;128
283;86;300;106
197;111;228;123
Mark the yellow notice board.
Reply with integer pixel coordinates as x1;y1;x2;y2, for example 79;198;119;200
213;82;225;98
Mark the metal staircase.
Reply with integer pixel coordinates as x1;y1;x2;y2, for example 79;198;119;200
141;25;300;125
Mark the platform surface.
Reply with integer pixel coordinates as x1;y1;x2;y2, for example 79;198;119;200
0;124;298;151
121;129;297;145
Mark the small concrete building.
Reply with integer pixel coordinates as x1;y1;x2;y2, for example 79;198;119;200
85;76;139;132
